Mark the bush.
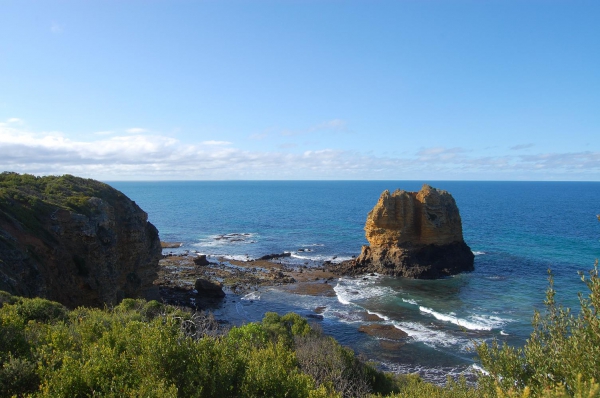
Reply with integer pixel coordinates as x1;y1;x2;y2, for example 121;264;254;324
14;297;68;323
295;333;372;397
0;355;39;397
477;261;600;397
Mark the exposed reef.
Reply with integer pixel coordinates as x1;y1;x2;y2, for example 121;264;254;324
0;172;161;308
332;184;474;279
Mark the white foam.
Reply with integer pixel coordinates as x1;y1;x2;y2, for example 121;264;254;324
500;330;509;336
402;298;418;306
419;307;510;331
241;292;261;301
470;364;489;376
290;253;353;263
366;310;390;321
220;254;253;262
393;321;462;347
472;251;486;256
470;314;510;330
333;276;393;305
290;253;323;261
329;310;368;324
194;233;258;248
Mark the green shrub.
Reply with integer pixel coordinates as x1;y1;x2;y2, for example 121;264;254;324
14;297;68;323
0;355;39;397
477;261;600;397
0;291;17;307
262;311;313;347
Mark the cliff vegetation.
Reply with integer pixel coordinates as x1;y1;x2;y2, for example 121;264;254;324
1;261;599;397
0;172;161;308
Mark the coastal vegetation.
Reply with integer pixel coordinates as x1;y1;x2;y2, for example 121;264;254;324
0;172;123;222
1;173;599;396
1;260;600;397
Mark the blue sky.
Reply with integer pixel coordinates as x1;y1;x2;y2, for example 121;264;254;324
1;1;598;180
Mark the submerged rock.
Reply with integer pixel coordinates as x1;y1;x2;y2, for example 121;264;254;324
334;184;474;279
0;172;161;307
358;324;408;340
258;252;291;261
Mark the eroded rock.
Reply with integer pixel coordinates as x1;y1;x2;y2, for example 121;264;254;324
0;173;161;307
333;184;474;279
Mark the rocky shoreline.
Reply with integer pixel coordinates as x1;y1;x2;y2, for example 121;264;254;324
156;244;340;310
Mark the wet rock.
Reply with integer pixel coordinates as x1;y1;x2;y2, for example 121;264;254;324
194;278;225;298
258;252;292;260
193;254;209;266
358;324;408;340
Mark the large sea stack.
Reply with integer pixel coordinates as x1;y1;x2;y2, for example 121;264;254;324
337;184;474;278
0;172;161;308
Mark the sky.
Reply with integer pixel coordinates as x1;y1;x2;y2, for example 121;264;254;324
0;1;599;181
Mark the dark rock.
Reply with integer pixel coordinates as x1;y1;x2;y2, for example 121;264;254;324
257;252;292;261
358;324;408;340
194;278;225;298
314;306;327;314
0;172;161;308
193;254;209;266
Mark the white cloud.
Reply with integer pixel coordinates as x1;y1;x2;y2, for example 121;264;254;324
126;127;148;134
0;124;598;180
7;118;23;124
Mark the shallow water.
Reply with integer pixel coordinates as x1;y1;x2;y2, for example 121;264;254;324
109;180;600;383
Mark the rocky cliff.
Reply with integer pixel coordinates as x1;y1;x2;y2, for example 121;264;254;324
334;184;474;278
0;172;161;308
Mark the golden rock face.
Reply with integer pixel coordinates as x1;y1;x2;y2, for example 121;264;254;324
364;184;464;248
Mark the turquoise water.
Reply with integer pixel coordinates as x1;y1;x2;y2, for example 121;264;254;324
109;181;600;383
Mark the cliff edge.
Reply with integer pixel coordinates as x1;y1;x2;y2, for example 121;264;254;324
334;184;474;278
0;172;161;307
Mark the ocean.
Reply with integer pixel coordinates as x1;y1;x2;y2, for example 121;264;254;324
109;181;600;384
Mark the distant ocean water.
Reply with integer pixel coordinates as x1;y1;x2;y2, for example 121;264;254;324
109;181;600;384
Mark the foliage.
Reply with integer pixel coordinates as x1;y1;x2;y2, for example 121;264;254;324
0;172;125;236
380;374;480;398
1;292;385;397
477;260;600;397
2;255;600;397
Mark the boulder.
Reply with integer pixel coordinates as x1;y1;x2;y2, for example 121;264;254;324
257;252;291;261
194;278;225;298
0;172;161;307
335;184;473;279
193;254;209;266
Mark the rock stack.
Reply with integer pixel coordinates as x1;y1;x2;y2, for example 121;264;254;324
336;184;474;279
